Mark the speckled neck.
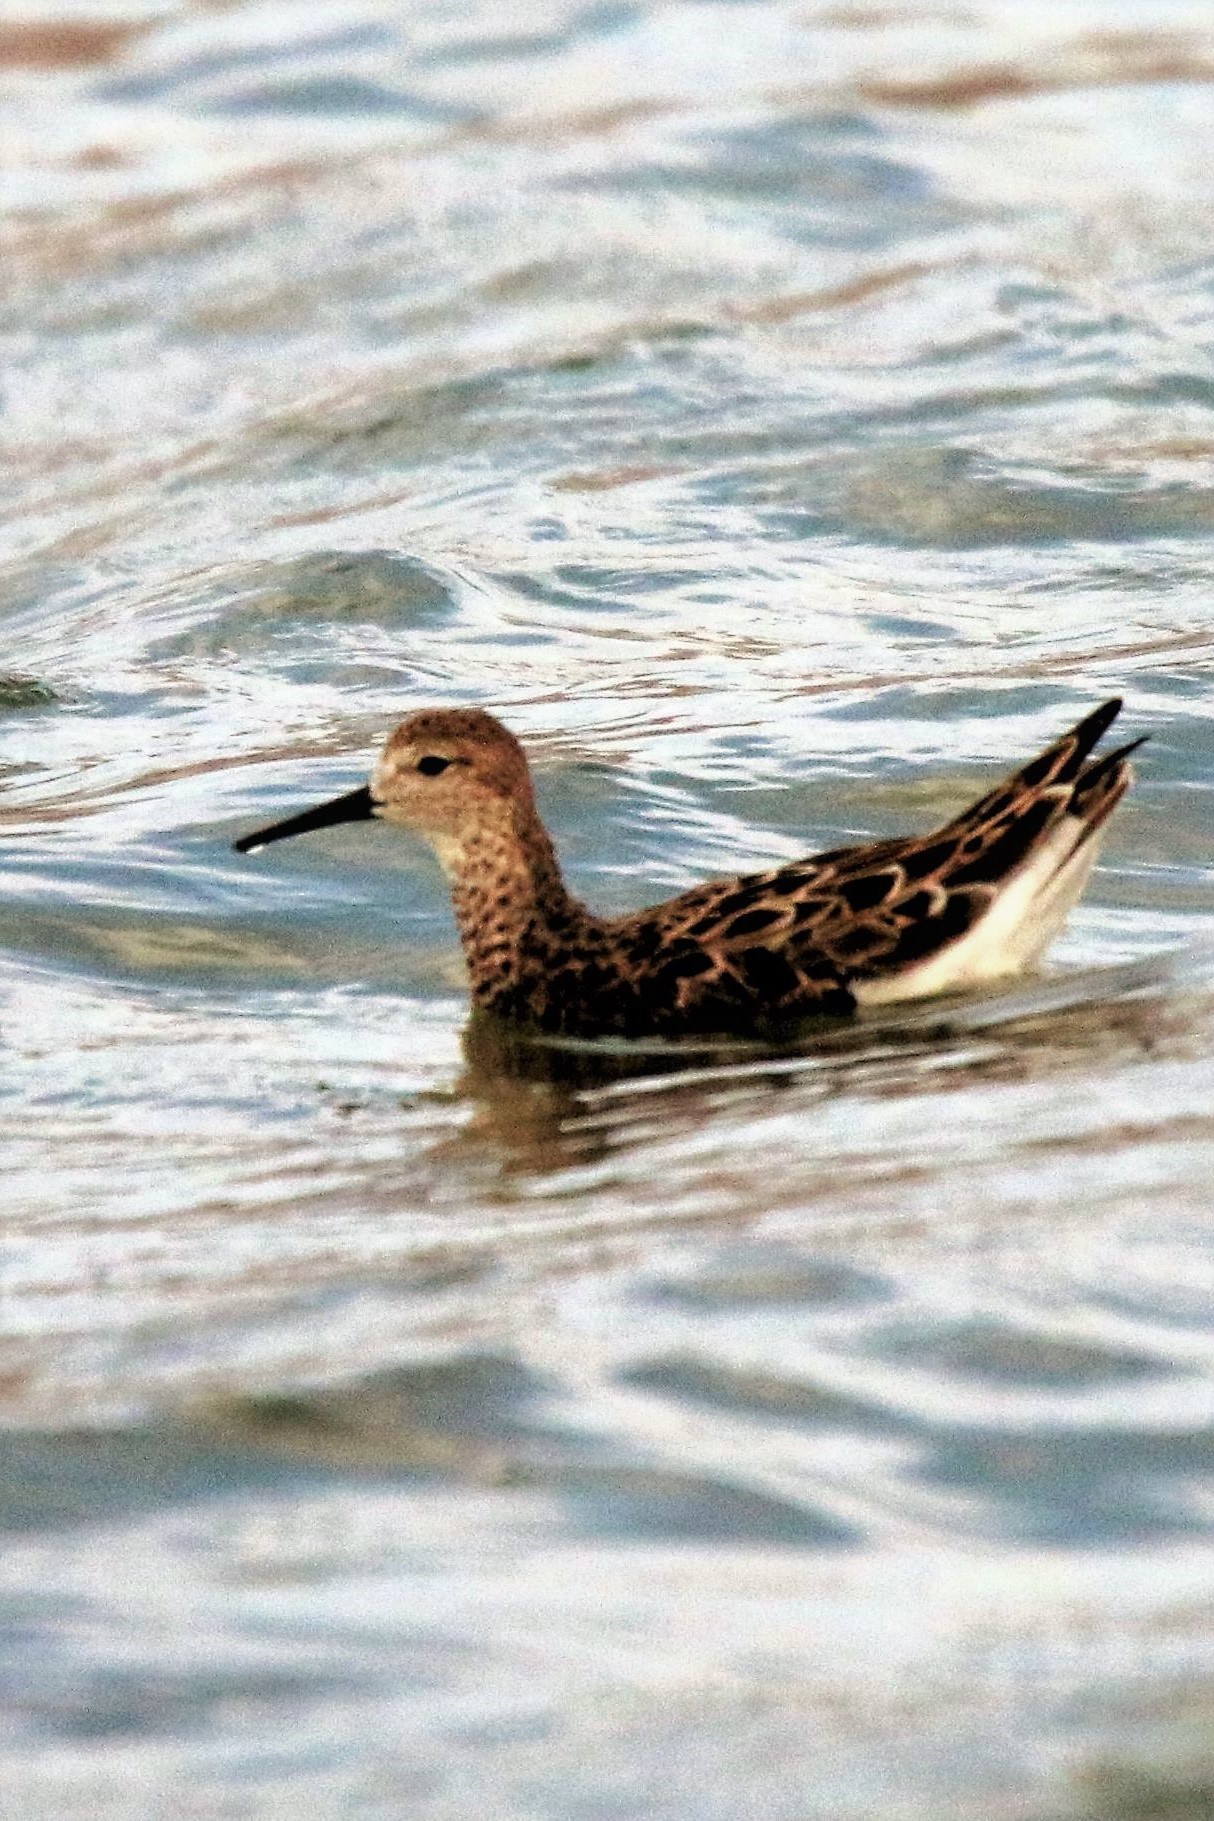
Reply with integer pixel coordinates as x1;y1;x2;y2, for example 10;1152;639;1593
446;799;599;1017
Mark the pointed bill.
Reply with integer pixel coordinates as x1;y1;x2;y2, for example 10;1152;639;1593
233;784;376;854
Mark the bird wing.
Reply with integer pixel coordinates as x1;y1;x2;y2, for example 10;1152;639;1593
637;698;1137;999
625;930;856;1031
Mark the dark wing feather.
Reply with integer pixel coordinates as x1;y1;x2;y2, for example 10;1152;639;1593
662;944;855;1030
929;696;1123;841
793;699;1133;979
610;920;854;1031
619;699;1133;1004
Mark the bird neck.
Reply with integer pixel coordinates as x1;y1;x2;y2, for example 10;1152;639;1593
444;801;597;1014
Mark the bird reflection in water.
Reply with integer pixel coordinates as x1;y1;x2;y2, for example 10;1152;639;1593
442;956;1196;1186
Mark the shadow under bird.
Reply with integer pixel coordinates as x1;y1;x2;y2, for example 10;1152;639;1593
234;699;1142;1040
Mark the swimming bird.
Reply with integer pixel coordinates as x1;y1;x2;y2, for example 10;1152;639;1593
234;699;1140;1039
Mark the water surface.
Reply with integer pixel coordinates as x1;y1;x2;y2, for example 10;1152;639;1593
5;2;1214;1814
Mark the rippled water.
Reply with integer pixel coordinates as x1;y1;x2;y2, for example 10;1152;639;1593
5;2;1214;1814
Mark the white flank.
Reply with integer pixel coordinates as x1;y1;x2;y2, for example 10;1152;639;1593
854;814;1106;1007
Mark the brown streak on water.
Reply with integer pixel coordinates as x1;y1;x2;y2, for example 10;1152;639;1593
0;19;152;69
859;31;1214;110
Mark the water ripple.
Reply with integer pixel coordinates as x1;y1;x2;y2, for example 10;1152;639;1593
5;1;1214;1814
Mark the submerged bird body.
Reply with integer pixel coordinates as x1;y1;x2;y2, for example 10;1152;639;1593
235;700;1139;1040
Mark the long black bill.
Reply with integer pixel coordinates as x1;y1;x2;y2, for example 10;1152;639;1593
233;785;376;855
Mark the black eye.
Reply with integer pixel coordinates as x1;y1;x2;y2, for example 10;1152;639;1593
416;755;451;777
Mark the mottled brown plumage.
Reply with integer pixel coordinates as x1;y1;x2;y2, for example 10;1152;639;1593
234;700;1141;1039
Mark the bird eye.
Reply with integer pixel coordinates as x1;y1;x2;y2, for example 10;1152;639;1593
416;755;451;777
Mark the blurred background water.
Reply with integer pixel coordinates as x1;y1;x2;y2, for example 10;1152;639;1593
5;1;1214;1815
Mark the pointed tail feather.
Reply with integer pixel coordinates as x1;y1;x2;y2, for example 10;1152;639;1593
1048;697;1125;784
1074;734;1147;801
940;697;1124;841
839;700;1139;1007
1057;733;1145;864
